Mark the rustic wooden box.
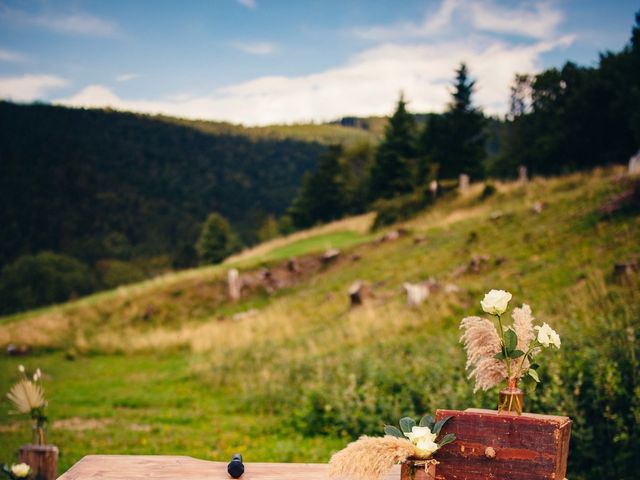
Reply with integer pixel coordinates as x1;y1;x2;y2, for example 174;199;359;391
434;408;571;480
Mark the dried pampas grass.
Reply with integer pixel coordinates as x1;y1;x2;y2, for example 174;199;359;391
7;379;46;413
460;316;506;391
512;304;538;371
329;435;416;480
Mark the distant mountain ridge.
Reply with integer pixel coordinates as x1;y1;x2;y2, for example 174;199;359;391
0;101;378;268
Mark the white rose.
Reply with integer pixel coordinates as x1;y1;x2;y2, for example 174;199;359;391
414;436;440;458
11;463;31;478
535;323;561;349
480;289;512;316
404;426;436;443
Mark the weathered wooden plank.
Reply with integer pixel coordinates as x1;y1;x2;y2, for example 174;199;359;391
435;408;571;480
57;455;401;480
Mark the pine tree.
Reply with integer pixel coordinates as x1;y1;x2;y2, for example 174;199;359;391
288;145;345;228
419;63;487;180
369;93;417;199
196;212;240;264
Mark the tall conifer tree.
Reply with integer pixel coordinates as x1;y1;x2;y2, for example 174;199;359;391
369;94;417;199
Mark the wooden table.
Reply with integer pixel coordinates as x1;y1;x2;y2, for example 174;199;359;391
57;455;401;480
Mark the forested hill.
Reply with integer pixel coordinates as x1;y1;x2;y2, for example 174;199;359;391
0;101;340;269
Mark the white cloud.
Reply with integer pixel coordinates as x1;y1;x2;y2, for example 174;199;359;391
0;48;28;63
236;0;257;9
0;6;121;37
116;73;142;82
352;0;563;40
231;41;277;55
0;74;68;102
54;33;572;125
469;1;563;39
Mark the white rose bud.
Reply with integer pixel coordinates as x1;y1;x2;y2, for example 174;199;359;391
480;289;513;316
535;323;561;349
11;463;31;478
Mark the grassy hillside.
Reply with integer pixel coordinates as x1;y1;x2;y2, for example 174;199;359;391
1;168;638;479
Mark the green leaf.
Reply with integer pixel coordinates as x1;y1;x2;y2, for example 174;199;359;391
384;425;404;438
528;369;540;383
509;349;525;359
419;415;435;429
504;329;517;352
433;416;452;435
399;417;416;433
437;433;456;448
494;351;506;360
529;363;540;370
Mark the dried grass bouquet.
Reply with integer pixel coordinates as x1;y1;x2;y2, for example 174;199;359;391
460;289;561;412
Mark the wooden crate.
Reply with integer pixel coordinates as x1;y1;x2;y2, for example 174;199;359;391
434;409;571;480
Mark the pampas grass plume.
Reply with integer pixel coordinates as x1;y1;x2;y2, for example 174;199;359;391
329;436;416;480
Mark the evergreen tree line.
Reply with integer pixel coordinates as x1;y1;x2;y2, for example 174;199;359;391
286;12;640;230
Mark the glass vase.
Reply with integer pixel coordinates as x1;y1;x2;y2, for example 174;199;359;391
498;377;524;415
32;423;47;445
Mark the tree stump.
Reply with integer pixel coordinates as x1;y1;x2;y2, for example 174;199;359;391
348;280;372;306
458;173;470;193
321;248;340;264
19;445;58;480
227;268;241;301
518;165;528;183
629;150;640;175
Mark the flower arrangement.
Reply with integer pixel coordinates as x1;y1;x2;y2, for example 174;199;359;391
6;366;48;445
460;289;561;414
1;463;31;480
328;415;455;480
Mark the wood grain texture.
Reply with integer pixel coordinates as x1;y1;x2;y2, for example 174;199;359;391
57;455;401;480
19;444;58;480
434;408;571;480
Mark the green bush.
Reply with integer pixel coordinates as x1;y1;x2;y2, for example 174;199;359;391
0;252;92;314
95;260;146;289
372;191;432;230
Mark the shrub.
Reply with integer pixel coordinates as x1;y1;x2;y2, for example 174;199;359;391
372;191;432;230
0;252;92;314
95;260;146;289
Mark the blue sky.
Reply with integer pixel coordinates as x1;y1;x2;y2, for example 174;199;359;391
0;0;636;125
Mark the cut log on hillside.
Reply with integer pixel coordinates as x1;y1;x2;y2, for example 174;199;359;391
321;248;340;264
435;408;571;480
349;281;372;307
613;259;639;279
19;444;58;480
403;279;438;306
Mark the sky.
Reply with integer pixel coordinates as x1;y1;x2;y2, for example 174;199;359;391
0;0;637;125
